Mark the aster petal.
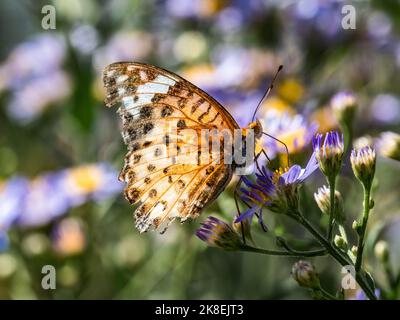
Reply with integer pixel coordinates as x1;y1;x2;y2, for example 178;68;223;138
312;134;322;150
242;176;254;187
297;152;319;182
282;165;302;184
235;206;258;223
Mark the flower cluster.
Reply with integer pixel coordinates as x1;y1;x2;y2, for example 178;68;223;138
260;111;318;158
196;127;382;300
0;163;122;251
235;152;318;222
0;34;71;123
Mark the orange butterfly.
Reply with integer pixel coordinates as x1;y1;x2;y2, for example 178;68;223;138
103;62;282;233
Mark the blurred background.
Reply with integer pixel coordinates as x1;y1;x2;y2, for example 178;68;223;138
0;0;399;299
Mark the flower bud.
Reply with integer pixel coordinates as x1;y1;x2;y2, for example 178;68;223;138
350;146;376;190
196;216;244;251
313;131;344;180
291;260;320;290
353;135;373;150
377;131;400;161
314;185;345;224
369;199;375;209
331;91;357;126
334;235;347;251
374;240;389;263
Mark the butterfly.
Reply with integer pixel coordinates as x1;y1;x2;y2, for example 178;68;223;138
103;61;281;233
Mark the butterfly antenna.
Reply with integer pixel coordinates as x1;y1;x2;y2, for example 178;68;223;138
251;65;283;122
262;132;290;168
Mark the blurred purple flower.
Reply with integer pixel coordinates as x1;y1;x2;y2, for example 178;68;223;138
165;0;202;18
215;7;244;33
289;1;344;40
63;163;123;205
261;111;318;158
0;163;123;230
354;289;381;300
0;33;71;123
0;34;66;90
7;70;71;123
16;172;71;227
69;24;99;55
0;177;29;231
370;94;400;125
93;31;153;72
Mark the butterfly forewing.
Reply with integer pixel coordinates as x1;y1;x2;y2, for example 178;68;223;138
103;62;238;233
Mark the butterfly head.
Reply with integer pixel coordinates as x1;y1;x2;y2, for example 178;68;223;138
244;119;263;139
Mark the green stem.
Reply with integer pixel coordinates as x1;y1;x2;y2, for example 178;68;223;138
355;186;371;273
318;287;339;300
328;176;336;241
240;245;327;257
294;214;350;265
341;121;353;155
291;212;377;300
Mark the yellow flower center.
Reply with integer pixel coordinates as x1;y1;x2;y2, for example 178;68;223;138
277;127;308;153
67;165;102;194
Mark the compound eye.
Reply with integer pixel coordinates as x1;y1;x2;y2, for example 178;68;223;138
254;120;263;138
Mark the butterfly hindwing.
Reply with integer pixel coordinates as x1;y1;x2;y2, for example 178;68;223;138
103;62;239;232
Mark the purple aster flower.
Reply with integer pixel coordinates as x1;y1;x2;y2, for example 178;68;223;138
16;172;71;228
261;111;318;159
7;70;71;123
312;131;344;179
236;152;318;223
63;163;123;206
0;33;70;124
0;33;66;90
0;177;29;231
354;289;381;300
14;163;122;229
196;216;244;250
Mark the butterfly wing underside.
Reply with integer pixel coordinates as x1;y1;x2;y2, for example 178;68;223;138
103;62;239;233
